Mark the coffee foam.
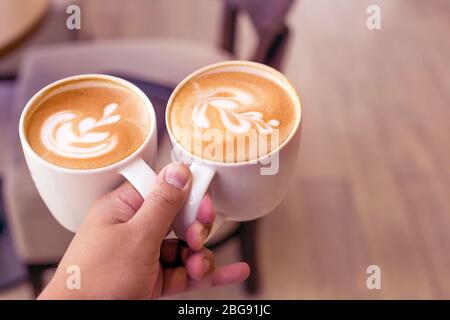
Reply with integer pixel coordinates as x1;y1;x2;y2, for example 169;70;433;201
169;70;297;163
25;79;150;169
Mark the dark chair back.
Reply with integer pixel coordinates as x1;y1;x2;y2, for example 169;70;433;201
220;0;295;70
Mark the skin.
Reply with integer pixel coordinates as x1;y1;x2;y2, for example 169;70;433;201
39;163;250;299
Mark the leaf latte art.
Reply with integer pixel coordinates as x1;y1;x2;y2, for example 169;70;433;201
26;81;150;169
41;103;121;159
169;70;297;163
192;86;280;134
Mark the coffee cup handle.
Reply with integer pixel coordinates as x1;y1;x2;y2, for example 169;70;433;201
171;162;217;241
120;157;157;200
120;159;218;241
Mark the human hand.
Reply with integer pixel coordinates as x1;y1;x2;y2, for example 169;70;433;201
38;163;250;299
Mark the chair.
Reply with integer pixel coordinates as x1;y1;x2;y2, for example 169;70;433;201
3;0;294;297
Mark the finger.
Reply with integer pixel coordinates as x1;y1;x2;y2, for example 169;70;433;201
187;262;250;291
89;181;144;224
161;262;250;297
186;221;208;252
211;262;250;287
197;193;215;225
160;240;215;281
186;194;215;251
185;248;215;281
130;163;192;243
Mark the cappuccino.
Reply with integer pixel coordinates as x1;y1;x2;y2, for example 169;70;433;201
168;69;297;163
25;78;150;169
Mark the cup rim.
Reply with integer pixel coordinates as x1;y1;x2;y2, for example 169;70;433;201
19;74;157;175
165;60;303;167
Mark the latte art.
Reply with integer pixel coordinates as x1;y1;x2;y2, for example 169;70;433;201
192;86;280;134
25;80;150;169
169;70;297;163
41;103;121;159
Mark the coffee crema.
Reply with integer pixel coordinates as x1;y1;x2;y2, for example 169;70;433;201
25;79;150;169
168;70;297;163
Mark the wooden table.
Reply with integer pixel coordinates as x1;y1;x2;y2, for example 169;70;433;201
0;0;49;56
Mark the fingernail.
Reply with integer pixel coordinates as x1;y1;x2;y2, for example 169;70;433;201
200;226;209;244
165;163;190;189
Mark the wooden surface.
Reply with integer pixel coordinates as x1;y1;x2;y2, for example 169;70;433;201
0;0;49;55
263;0;450;299
2;0;450;299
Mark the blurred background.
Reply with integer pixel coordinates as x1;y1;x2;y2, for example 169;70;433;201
1;0;450;299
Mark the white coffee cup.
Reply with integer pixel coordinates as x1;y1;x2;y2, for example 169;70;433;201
167;61;302;240
20;64;302;241
19;74;160;233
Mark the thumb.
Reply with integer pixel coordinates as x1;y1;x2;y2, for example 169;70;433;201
129;162;192;243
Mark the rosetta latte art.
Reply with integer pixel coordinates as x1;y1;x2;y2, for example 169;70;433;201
192;86;279;134
41;103;121;159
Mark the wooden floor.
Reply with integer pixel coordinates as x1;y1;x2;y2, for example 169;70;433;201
2;0;450;299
